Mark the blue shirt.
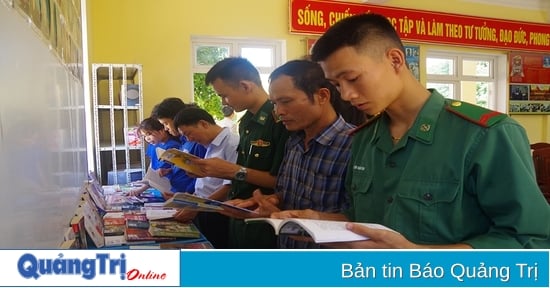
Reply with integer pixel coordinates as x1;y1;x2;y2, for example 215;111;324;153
167;136;207;193
146;138;181;170
279;116;354;211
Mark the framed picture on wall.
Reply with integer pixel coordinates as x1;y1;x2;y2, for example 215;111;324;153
510;85;529;101
508;52;550;114
509;101;550;114
305;38;318;57
404;45;420;81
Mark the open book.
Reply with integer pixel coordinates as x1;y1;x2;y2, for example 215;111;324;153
156;147;205;176
143;167;171;192
164;192;258;214
244;218;395;243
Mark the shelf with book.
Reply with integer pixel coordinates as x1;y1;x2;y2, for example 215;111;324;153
92;63;146;185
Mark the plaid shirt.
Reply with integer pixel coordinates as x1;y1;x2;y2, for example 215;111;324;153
278;115;354;212
277;116;354;248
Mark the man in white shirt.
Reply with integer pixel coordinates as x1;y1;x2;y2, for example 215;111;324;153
172;106;239;248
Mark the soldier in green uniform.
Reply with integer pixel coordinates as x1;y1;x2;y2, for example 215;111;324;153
192;57;289;248
273;14;549;248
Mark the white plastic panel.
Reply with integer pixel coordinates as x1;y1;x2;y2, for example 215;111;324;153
0;4;87;248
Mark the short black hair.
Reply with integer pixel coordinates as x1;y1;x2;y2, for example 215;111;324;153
173;107;216;128
150;97;197;119
139;117;164;132
221;105;234;117
205;57;263;87
269;60;331;103
269;60;365;126
311;13;405;62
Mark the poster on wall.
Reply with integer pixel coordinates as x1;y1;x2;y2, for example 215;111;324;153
508;52;550;114
306;38;317;57
405;45;420;81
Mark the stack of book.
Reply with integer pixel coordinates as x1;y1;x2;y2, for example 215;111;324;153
148;220;201;239
103;212;126;247
123;212;174;244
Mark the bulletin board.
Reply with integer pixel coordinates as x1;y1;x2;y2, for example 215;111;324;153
508;52;550;114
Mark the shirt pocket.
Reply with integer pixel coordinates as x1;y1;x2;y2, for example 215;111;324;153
349;168;376;219
394;180;460;241
247;144;272;170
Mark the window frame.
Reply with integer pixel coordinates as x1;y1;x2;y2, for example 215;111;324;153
191;36;286;75
426;50;505;112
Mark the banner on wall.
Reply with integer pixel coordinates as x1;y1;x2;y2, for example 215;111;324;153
508;52;550;114
289;0;550;53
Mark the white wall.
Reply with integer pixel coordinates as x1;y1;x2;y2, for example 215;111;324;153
0;3;88;248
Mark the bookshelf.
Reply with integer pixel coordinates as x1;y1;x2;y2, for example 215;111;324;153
92;63;146;185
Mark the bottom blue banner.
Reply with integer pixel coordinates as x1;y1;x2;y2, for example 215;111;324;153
180;250;549;287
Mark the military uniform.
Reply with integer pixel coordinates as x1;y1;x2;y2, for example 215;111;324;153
228;100;289;248
344;89;550;248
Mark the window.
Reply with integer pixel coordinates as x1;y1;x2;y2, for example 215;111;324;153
426;51;503;111
191;37;286;119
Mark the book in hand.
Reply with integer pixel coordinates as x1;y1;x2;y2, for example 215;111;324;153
156;147;205;176
244;218;395;244
164;192;258;215
142;167;171;193
148;220;201;239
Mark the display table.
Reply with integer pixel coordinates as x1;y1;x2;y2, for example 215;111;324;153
59;174;214;249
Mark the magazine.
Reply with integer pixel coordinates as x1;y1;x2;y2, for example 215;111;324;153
164;192;258;214
156;147;205;176
143;167;171;193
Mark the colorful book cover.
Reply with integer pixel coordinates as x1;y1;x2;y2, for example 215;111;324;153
125;228;175;242
156;147;205;177
148;220;201;239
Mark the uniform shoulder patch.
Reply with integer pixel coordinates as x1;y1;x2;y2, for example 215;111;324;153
445;100;506;127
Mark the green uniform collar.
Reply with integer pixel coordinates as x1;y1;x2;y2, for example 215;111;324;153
242;100;275;127
375;89;443;147
369;89;506;148
409;89;445;144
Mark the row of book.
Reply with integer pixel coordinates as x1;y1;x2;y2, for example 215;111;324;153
58;172;214;249
103;211;201;247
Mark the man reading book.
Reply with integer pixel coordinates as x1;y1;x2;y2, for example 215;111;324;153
271;14;550;249
190;57;290;249
170;107;239;249
150;98;207;195
222;59;363;249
